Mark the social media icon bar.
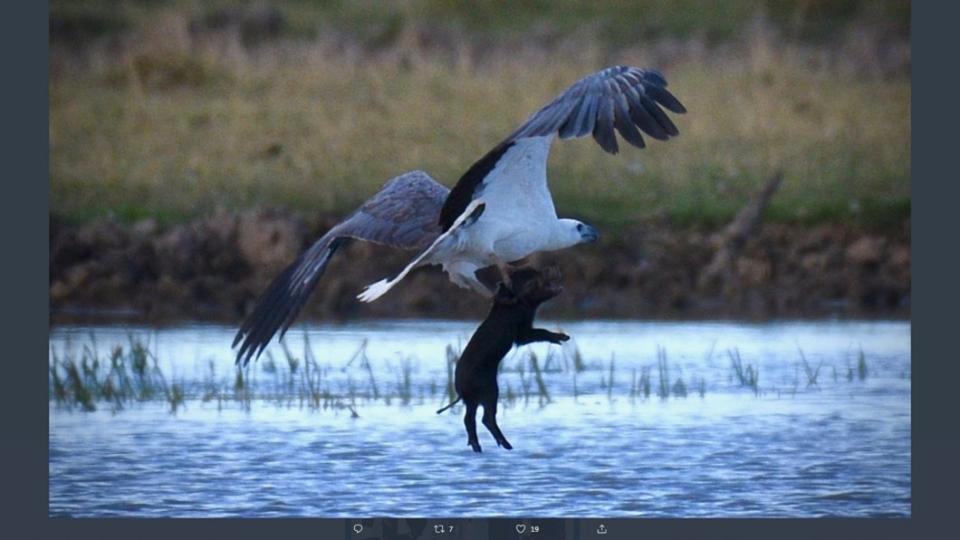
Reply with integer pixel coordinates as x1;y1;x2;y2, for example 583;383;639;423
433;523;455;534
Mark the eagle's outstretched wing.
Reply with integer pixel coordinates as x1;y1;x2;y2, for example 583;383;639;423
233;170;448;366
438;65;686;231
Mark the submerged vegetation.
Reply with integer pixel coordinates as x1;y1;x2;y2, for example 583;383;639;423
48;332;885;415
49;334;187;413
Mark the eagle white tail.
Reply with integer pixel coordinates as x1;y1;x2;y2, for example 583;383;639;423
356;277;395;303
356;250;427;303
357;199;485;303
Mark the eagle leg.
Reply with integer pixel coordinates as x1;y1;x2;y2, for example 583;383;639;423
495;259;514;290
457;273;495;298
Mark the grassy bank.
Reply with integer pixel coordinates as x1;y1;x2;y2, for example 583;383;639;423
50;1;910;232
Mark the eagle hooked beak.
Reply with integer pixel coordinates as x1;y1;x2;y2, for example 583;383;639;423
580;223;599;243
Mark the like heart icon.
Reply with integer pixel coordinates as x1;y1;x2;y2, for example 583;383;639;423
515;523;526;534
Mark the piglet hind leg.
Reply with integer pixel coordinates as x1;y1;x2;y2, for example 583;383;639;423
463;402;482;453
481;402;513;450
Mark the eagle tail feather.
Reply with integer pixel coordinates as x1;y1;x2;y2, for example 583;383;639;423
356;199;485;303
357;277;394;303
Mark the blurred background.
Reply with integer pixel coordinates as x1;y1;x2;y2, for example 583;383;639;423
49;0;911;321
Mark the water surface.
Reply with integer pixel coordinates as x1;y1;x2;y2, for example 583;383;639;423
49;319;911;517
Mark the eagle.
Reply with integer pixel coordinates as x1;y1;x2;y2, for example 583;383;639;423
234;65;686;365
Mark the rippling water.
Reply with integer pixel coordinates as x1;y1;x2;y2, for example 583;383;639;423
49;320;910;517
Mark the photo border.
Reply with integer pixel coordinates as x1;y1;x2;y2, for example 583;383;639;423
9;1;955;538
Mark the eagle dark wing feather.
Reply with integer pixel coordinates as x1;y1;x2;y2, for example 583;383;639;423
592;84;619;154
508;65;686;147
233;171;449;365
439;66;686;229
612;91;645;149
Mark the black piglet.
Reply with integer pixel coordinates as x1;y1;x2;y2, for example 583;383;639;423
437;266;569;452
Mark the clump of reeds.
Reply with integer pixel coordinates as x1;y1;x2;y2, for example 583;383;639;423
570;345;586;373
646;347;694;400
845;346;871;382
443;345;458;409
728;348;759;395
857;347;869;381
797;347;822;388
49;334;185;413
529;352;551;406
671;377;688;398
657;347;671;399
397;359;414;406
605;355;615;402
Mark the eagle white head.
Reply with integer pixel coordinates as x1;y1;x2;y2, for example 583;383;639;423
556;218;600;249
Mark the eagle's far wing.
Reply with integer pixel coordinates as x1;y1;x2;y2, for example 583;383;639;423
233;170;449;366
438;65;686;231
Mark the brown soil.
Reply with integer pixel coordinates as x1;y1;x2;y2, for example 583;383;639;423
49;211;910;324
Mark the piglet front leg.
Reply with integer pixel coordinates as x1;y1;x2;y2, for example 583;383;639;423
517;328;570;345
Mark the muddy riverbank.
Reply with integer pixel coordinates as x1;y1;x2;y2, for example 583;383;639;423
49;211;909;323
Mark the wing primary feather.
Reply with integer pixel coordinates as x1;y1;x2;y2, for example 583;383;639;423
233;259;300;350
235;237;346;366
641;69;668;87
627;91;670;140
558;105;582;139
234;268;294;364
646;85;687;114
277;238;349;340
592;94;619;154
576;94;599;138
641;97;680;137
248;254;323;348
232;261;295;353
612;92;646;149
476;66;684;158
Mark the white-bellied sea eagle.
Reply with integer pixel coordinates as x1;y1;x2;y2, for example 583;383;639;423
234;65;685;365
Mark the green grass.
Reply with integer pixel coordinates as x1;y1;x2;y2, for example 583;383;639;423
49;2;910;232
